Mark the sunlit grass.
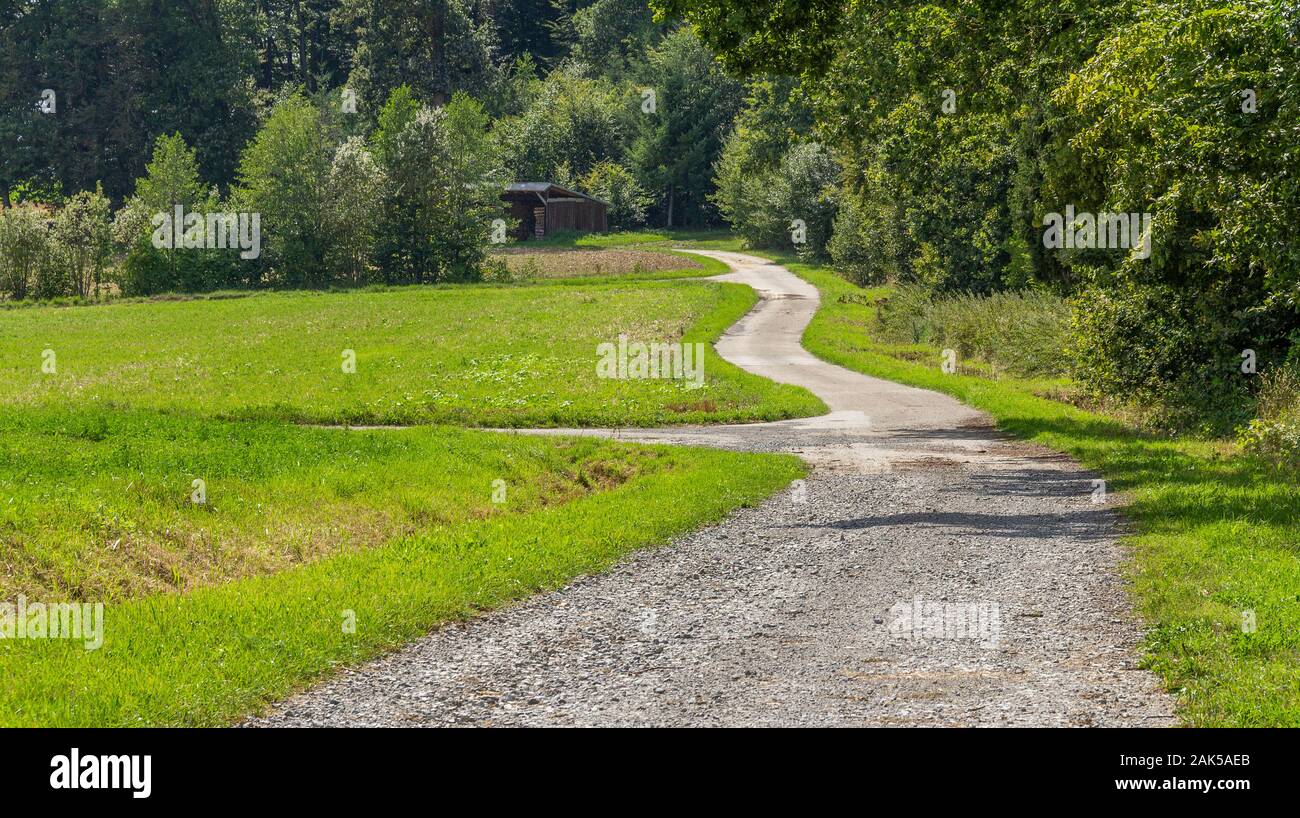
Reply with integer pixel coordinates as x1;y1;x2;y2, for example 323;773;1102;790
0;407;680;601
0;278;823;427
0;425;804;726
0;249;816;725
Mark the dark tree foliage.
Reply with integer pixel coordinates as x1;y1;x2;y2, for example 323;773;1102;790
1;0;255;202
663;0;1300;430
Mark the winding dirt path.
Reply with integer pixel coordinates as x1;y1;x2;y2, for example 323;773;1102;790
250;251;1174;727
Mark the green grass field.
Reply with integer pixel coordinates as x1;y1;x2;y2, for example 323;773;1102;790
0;278;822;428
0;426;802;726
723;244;1300;727
0;407;701;602
0;251;817;726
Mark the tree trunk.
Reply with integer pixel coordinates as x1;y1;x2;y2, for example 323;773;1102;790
666;185;675;228
294;0;308;89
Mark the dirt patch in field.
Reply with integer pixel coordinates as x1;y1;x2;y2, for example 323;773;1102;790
491;248;702;279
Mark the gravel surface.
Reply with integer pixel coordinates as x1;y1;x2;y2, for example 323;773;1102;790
250;251;1174;727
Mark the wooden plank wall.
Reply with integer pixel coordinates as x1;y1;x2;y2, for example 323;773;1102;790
545;200;608;234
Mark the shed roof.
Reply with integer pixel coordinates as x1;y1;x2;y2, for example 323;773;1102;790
504;182;609;206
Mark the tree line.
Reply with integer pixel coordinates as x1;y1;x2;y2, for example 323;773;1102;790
665;0;1300;433
1;0;740;297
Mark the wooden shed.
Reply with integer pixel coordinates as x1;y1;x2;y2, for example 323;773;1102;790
501;182;609;240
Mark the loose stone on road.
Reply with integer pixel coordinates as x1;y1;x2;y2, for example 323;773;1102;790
250;251;1174;727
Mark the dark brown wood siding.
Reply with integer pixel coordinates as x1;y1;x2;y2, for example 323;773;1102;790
504;198;537;240
544;200;608;234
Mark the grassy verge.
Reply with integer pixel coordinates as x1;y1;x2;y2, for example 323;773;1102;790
0;407;691;601
0;436;804;727
0;277;823;427
731;246;1300;727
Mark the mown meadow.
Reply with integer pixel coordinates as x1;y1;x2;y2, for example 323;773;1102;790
0;275;821;428
0;254;816;726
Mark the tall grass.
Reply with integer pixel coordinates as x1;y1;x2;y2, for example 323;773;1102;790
1237;366;1300;470
875;284;1070;378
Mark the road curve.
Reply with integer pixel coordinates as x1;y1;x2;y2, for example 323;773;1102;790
250;251;1174;727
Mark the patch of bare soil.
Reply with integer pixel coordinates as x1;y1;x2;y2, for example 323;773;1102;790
491;248;701;278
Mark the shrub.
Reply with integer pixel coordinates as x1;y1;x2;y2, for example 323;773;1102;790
777;142;838;259
712;132;786;248
113;199;172;297
828;191;895;286
715;139;838;256
579;161;650;229
1068;282;1256;435
51;186;112;298
480;255;523;283
0;204;50;300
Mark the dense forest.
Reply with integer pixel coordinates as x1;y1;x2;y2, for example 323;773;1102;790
0;0;738;291
2;0;1299;439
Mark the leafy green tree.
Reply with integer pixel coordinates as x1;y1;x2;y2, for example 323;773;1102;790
630;27;741;226
654;0;844;75
493;64;627;182
236;94;336;287
132;134;208;215
51;185;112;298
572;0;665;77
715;138;837;255
370;84;422;165
775;142;838;258
713;77;825;249
373;89;503;283
326;137;387;283
579;161;651;228
116;133;218;295
440;92;507;275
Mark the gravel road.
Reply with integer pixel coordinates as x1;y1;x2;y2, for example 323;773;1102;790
250;251;1174;727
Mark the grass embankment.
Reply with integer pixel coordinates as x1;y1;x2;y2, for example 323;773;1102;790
726;243;1300;727
0;413;803;726
0;408;696;601
0;277;823;427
